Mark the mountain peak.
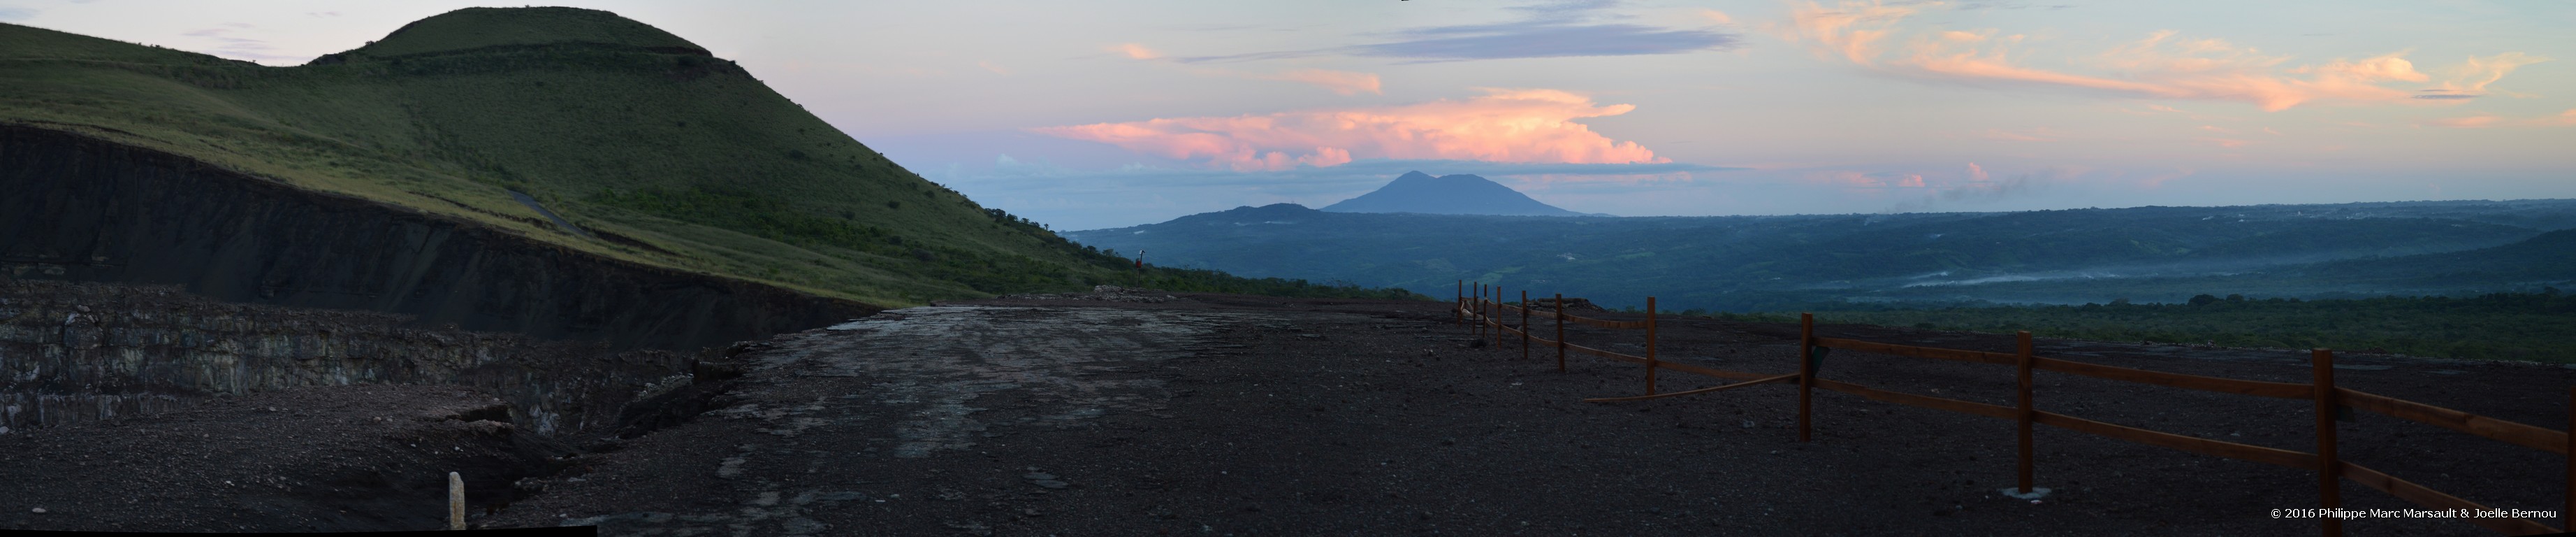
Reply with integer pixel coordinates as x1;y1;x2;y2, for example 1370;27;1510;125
1321;173;1594;217
340;7;708;59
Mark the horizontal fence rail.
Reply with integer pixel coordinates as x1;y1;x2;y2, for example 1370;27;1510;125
1447;280;2569;536
2337;388;2570;454
1462;308;1770;384
2030;357;2314;399
2027;410;2317;471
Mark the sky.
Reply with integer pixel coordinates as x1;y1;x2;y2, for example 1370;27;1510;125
8;1;2573;230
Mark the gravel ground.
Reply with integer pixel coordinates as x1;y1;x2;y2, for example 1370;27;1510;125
0;384;572;533
3;290;2565;535
482;292;2572;536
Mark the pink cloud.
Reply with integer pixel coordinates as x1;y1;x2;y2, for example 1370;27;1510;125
1780;1;1919;65
2424;52;2551;96
1966;162;1988;182
1030;88;1665;171
1699;9;1735;25
1507;172;1699;187
1786;1;2536;111
1258;69;1383;96
1112;43;1162;60
2425;108;2576;128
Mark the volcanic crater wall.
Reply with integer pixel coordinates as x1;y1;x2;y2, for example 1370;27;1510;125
0;125;877;350
0;280;690;435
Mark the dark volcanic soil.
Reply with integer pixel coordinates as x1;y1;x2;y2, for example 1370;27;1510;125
0;384;572;533
471;290;2567;536
6;289;2567;536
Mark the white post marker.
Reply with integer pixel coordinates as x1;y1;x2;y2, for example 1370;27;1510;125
448;471;465;530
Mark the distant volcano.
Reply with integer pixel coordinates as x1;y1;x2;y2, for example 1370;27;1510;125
1320;171;1600;217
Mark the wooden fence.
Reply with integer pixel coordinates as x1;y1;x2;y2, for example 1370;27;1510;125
1454;282;2571;536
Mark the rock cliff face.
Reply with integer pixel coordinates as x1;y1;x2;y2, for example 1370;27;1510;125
0;125;878;350
0;280;690;435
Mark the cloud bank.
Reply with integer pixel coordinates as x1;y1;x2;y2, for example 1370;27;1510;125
1109;43;1381;95
2426;108;2576;129
1179;1;1740;64
1783;1;2546;111
1029;88;1668;171
1346;21;1742;63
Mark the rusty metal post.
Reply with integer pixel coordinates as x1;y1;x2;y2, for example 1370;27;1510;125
1798;313;1814;443
1473;282;1485;338
1520;289;1531;361
1646;296;1659;396
1494;286;1506;349
2313;348;2341;537
2016;331;2035;495
1554;293;1566;373
2566;387;2572;533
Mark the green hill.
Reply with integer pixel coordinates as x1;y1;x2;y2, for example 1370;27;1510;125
0;8;1412;307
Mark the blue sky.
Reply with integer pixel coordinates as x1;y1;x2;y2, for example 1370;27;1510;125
9;1;2571;230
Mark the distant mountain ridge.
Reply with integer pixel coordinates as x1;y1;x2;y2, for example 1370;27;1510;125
1064;199;2576;311
1321;171;1600;217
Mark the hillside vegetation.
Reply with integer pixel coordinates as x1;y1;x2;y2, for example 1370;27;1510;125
0;8;1416;306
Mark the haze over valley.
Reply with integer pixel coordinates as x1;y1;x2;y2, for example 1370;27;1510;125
1071;174;2576;311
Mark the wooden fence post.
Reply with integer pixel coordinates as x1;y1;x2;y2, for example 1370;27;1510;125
2566;387;2572;533
1646;296;1659;396
2313;348;2341;537
2016;331;2036;496
1494;286;1506;348
1555;293;1566;373
1798;312;1815;443
1455;280;1463;329
1474;283;1485;338
1520;289;1531;361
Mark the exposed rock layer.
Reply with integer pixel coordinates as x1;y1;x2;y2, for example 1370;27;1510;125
0;280;686;435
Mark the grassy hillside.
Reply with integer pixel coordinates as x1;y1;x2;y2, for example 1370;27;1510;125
0;8;1418;306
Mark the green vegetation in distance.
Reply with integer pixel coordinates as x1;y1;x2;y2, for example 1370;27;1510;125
1696;290;2576;364
0;8;1421;306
